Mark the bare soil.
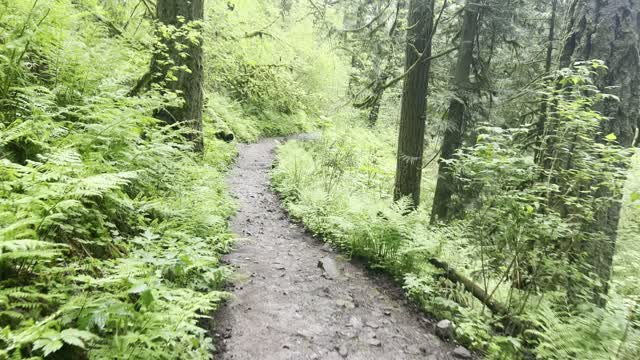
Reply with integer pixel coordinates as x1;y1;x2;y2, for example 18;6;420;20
212;136;459;360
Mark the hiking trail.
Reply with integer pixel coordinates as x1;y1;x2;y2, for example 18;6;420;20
212;136;461;360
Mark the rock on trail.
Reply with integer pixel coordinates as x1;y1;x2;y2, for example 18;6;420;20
212;136;460;360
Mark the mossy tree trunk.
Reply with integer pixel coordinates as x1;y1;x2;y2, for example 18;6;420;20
559;0;640;299
151;0;205;152
430;1;480;223
393;0;435;208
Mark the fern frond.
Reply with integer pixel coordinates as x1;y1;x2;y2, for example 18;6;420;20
72;172;138;198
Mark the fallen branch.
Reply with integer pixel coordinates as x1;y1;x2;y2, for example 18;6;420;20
429;258;509;316
427;257;531;334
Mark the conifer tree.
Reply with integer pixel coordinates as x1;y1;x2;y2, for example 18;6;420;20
393;0;435;207
556;0;640;298
430;1;481;222
151;0;205;152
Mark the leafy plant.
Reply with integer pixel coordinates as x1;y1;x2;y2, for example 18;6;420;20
0;1;234;358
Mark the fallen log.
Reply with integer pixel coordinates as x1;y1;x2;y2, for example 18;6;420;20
427;257;530;334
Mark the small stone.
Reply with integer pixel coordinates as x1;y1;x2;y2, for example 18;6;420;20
383;310;392;316
347;316;363;329
453;346;472;359
337;345;348;357
296;330;313;339
282;344;291;349
404;345;420;355
338;329;357;339
435;319;454;340
317;257;340;279
274;264;286;270
365;320;380;329
336;299;356;309
366;338;382;347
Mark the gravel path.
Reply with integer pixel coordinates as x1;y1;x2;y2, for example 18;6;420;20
212;136;459;360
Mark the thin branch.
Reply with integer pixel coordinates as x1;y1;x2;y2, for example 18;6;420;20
431;0;448;39
340;1;392;33
244;18;279;38
378;46;457;91
422;149;441;168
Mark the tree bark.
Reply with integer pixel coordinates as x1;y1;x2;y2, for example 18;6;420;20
348;1;369;97
430;1;480;222
151;0;205;152
368;0;407;127
560;0;640;147
559;0;640;298
393;0;434;208
393;0;435;208
534;0;558;165
544;0;558;74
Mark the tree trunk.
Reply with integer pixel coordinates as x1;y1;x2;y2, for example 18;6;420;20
348;1;369;97
368;0;407;127
534;0;558;165
559;0;640;298
560;0;640;147
430;1;480;222
393;0;435;208
368;90;383;126
151;0;205;152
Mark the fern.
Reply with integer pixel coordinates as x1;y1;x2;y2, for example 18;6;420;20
0;1;235;359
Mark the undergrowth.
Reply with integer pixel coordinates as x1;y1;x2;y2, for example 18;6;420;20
272;112;640;359
204;0;348;141
0;1;235;358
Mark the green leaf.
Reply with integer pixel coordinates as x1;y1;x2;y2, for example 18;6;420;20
61;329;95;349
139;289;154;307
129;283;148;294
605;133;617;141
631;191;640;203
33;337;63;356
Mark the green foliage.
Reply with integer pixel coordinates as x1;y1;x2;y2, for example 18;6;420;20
0;1;234;358
272;122;407;264
272;64;640;359
204;0;349;138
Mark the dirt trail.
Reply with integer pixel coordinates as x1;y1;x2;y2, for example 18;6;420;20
213;136;459;360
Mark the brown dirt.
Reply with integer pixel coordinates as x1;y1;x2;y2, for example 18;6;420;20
212;136;460;360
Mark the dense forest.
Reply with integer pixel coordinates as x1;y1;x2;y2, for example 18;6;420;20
1;0;639;359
